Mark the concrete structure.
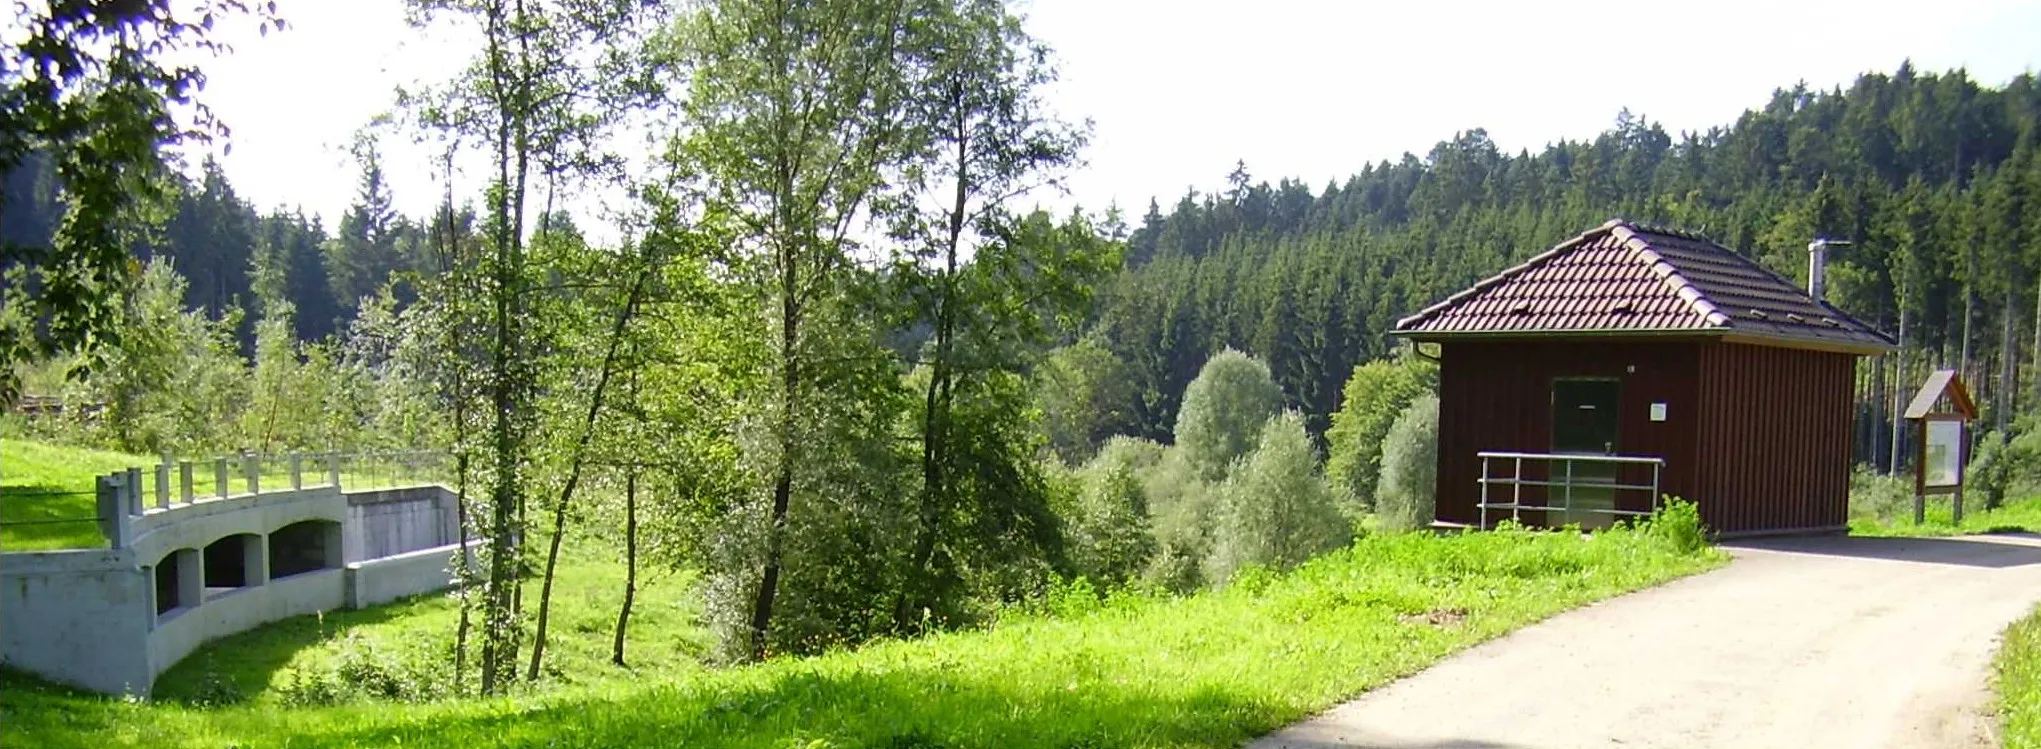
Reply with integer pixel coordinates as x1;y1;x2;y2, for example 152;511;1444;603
0;454;472;697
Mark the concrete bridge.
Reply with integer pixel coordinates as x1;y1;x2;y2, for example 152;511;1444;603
0;452;475;697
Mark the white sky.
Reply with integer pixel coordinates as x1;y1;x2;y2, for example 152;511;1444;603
183;0;2041;235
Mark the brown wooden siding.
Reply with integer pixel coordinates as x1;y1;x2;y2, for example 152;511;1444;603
1433;339;1701;527
1691;343;1855;535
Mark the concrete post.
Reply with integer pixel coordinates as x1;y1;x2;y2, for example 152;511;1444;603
290;453;303;490
176;547;203;610
245;533;269;586
95;474;134;548
154;463;170;510
327;453;341;488
123;468;142;516
179;461;194;503
244;452;260;496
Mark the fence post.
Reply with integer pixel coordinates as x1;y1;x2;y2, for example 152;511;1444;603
328;452;342;488
124;467;142;516
245;452;261;496
96;474;134;548
215;457;230;499
154;461;170;510
179;461;194;503
290;453;304;490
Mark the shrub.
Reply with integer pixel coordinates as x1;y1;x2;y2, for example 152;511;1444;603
1140;448;1214;592
1848;465;1912;522
1067;452;1157;587
1173;349;1284;482
1644;497;1707;554
1375;395;1439;532
1205;411;1350;583
1324;354;1437;511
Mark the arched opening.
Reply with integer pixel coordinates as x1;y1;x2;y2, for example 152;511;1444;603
268;520;341;579
203;533;264;596
153;548;200;618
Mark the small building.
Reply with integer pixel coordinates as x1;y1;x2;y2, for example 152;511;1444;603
1390;219;1895;536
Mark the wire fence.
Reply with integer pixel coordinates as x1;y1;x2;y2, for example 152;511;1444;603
0;449;453;551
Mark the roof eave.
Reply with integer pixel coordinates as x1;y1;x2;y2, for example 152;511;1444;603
1392;327;1896;356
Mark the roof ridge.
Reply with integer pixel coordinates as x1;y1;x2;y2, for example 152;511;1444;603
1607;223;1732;328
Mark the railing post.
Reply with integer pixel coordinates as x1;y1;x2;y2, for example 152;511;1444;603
215;457;230;498
1478;454;1490;530
328;452;342;488
124;467;142;516
96;474;134;548
1563;457;1575;528
1512;456;1523;523
154;461;170;510
179;461;194;503
244;452;261;496
290;453;304;490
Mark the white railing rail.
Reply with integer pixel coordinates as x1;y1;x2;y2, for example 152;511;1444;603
1475;451;1665;529
94;450;453;546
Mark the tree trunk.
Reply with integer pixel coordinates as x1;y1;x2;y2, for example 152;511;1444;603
2031;272;2041;417
1890;305;1907;475
612;463;637;667
528;253;648;680
750;235;801;660
453;452;473;694
899;101;970;634
2001;287;2018;444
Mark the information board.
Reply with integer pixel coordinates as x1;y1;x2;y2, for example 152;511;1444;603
1925;419;1963;488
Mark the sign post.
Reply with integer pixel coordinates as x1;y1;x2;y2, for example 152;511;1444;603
1903;370;1976;525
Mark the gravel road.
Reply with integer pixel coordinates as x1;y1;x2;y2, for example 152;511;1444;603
1248;533;2041;749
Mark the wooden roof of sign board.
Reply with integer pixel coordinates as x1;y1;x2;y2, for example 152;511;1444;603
1390;218;1897;355
1903;369;1977;420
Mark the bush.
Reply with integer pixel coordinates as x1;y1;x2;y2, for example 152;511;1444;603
1205;411;1350;583
1643;497;1707;554
1848;464;1912;522
1068;451;1157;587
1324;354;1437;511
1140;448;1214;592
1173;349;1284;482
1375;395;1439;532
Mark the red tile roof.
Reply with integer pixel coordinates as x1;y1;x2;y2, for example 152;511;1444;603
1392;219;1895;354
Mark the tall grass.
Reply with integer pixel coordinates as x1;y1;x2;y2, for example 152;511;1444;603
2000;604;2041;749
0;515;1723;749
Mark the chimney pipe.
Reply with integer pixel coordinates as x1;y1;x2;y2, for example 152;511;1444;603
1807;238;1851;304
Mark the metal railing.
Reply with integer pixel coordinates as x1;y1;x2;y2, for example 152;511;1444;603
1476;451;1665;530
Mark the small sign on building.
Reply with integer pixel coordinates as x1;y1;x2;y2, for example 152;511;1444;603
1903;370;1976;524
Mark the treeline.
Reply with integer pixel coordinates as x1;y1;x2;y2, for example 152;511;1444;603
2;147;436;346
1070;64;2041;472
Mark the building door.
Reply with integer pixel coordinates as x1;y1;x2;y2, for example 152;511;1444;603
1551;378;1620;529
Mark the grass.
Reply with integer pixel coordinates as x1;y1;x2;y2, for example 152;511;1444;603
0;520;1724;749
1848;493;2041;538
150;539;710;706
0;438;155;550
2001;603;2041;749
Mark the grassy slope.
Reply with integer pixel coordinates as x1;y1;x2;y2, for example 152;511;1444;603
150;540;710;705
0;438;155;550
0;526;1724;749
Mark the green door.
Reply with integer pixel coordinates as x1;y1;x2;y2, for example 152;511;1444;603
1551;379;1620;530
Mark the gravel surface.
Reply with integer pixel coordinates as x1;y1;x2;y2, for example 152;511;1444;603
1249;533;2041;749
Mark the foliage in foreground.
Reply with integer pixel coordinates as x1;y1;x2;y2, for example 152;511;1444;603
0;517;1721;749
2001;601;2041;749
